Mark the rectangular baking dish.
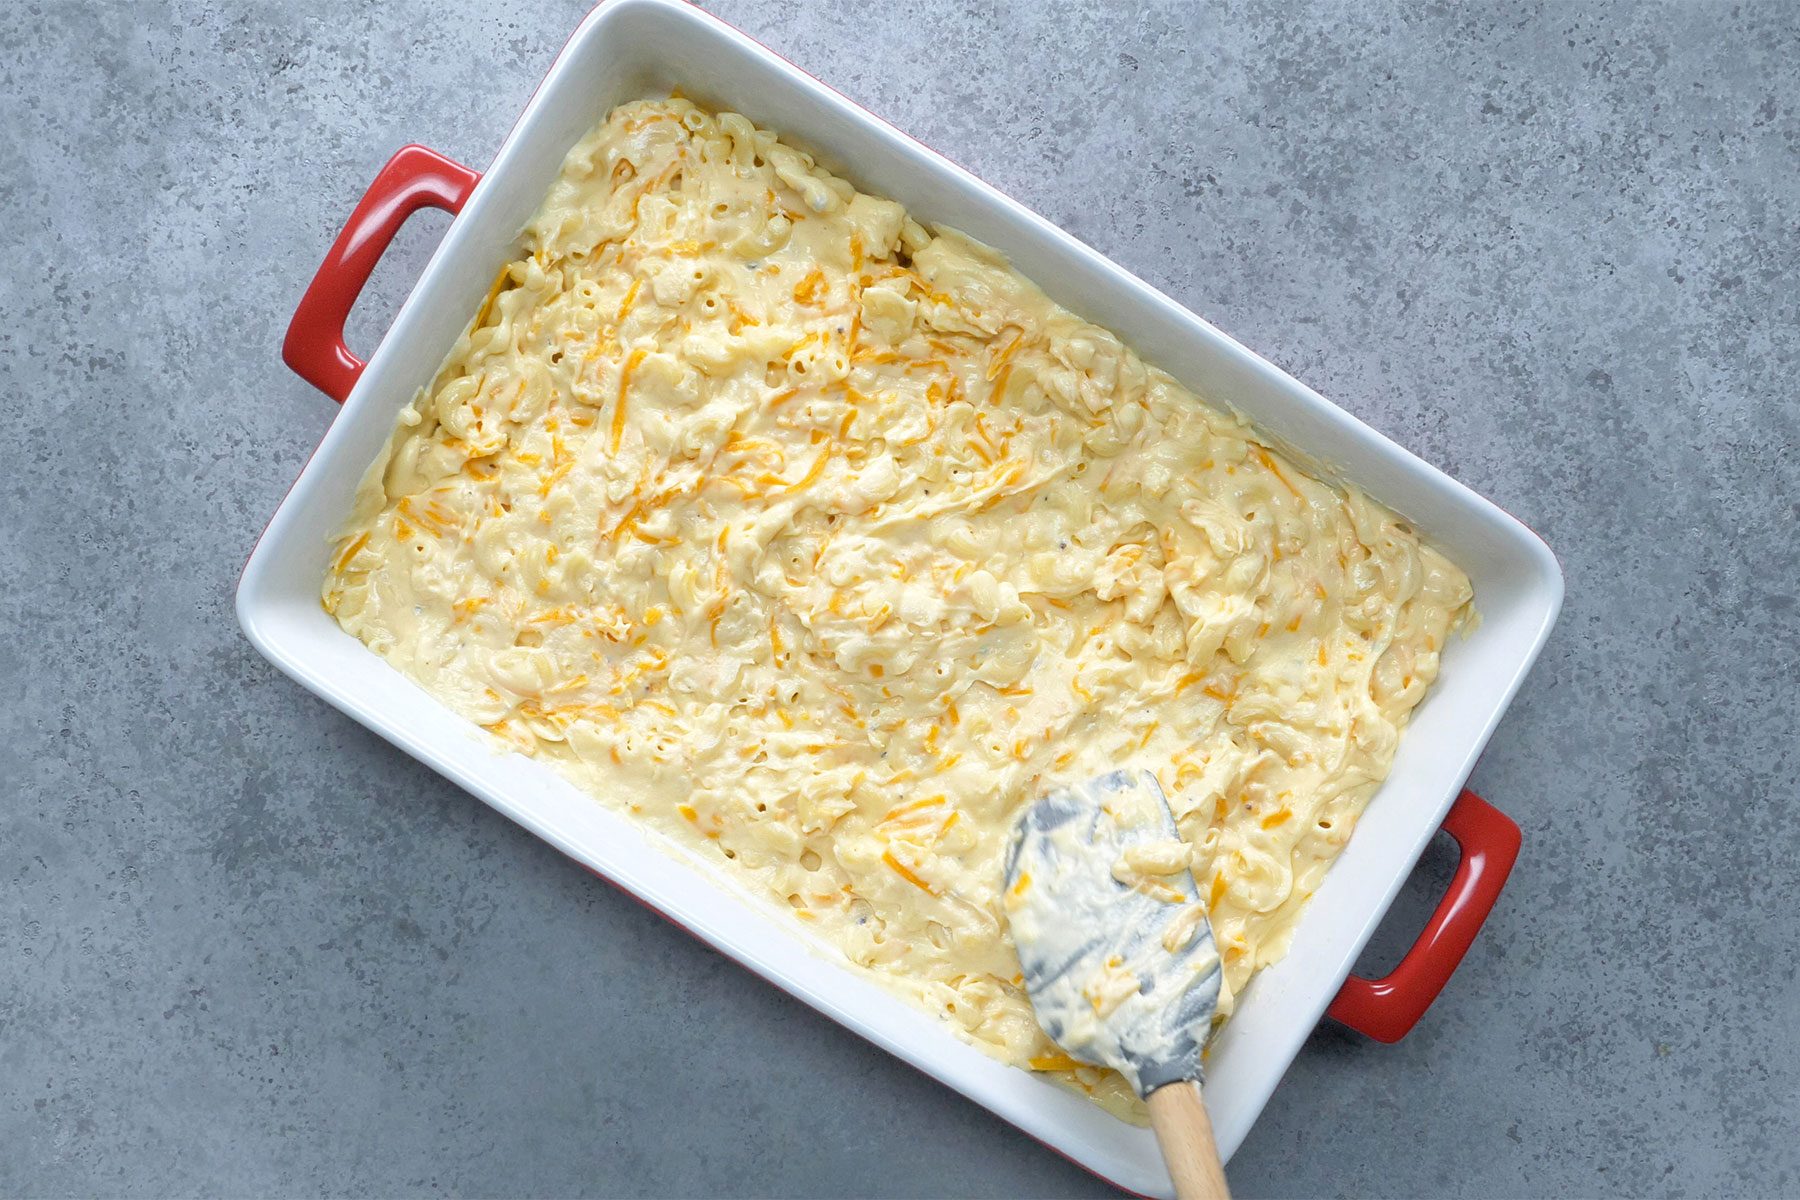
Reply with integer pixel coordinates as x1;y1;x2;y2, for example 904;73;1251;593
238;1;1563;1193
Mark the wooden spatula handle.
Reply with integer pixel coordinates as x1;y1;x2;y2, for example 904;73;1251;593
1147;1081;1231;1200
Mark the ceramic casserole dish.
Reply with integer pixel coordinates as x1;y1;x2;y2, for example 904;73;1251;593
238;1;1564;1193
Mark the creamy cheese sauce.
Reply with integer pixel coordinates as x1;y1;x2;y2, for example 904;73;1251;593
324;98;1473;1119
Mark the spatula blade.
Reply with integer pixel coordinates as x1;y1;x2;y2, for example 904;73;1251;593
1004;769;1222;1096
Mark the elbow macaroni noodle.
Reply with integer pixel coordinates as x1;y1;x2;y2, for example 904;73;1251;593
324;98;1473;1119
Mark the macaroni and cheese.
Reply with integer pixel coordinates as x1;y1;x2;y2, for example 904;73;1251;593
324;98;1472;1118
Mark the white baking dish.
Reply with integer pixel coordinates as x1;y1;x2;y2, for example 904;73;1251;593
238;1;1563;1192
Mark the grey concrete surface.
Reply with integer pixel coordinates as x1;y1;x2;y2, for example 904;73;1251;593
3;0;1796;1195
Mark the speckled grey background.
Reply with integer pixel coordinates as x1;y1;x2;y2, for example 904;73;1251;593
4;0;1796;1196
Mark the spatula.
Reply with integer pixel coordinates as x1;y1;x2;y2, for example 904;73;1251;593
1004;769;1230;1200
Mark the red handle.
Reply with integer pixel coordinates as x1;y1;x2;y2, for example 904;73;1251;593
282;144;481;403
1326;789;1520;1043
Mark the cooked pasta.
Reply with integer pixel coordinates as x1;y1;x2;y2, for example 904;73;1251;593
324;97;1472;1119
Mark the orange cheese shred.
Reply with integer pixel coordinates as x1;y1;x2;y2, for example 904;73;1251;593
611;346;647;454
882;850;938;895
